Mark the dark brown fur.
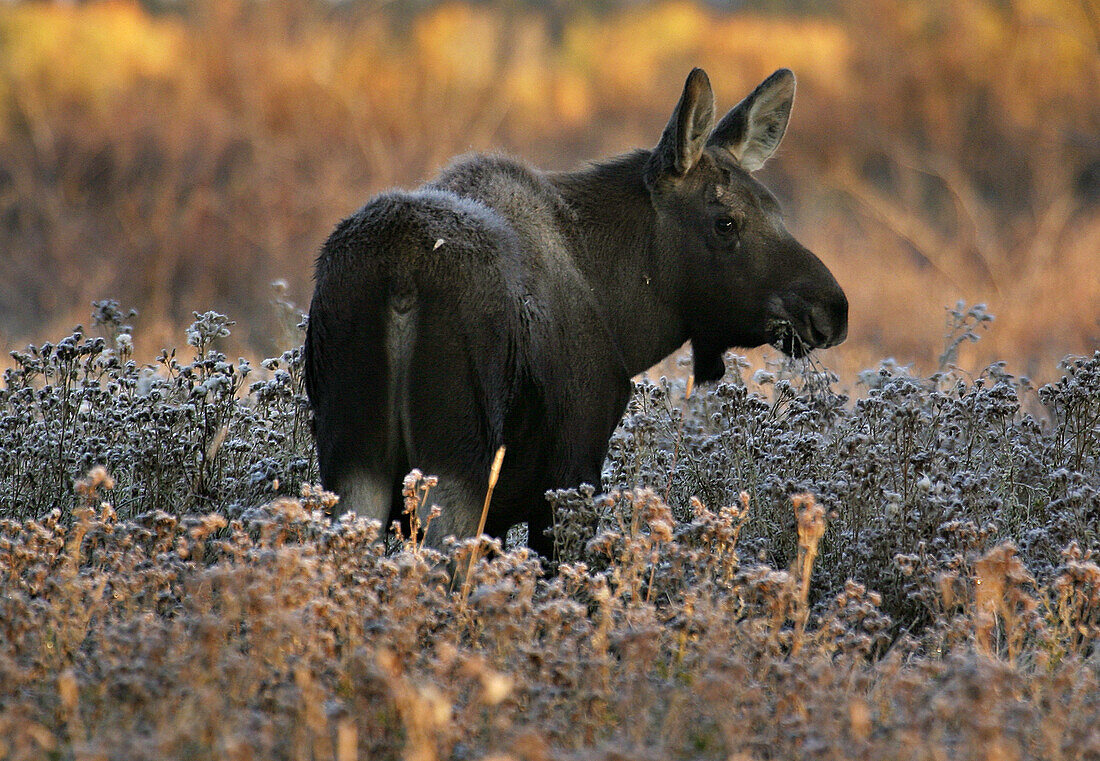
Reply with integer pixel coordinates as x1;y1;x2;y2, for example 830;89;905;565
304;68;847;557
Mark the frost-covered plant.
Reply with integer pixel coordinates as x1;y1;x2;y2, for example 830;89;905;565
3;302;1100;760
2;487;1097;761
3;301;1100;643
584;342;1100;633
1;304;316;521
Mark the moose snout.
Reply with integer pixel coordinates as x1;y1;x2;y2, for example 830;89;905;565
809;288;848;348
768;282;848;354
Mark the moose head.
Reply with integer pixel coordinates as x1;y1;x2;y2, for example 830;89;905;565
644;68;848;382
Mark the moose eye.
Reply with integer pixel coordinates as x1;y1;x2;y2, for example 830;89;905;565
714;216;739;238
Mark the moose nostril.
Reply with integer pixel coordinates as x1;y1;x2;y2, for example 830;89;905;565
808;317;830;347
830;322;848;347
823;292;848;346
806;293;847;348
833;293;849;339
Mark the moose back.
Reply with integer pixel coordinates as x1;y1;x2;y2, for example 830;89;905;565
304;68;847;557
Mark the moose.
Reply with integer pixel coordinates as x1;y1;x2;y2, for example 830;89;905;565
304;68;847;558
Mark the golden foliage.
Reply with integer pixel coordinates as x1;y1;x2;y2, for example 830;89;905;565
0;2;182;126
0;0;1096;378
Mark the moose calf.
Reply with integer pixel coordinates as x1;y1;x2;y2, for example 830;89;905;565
304;68;847;557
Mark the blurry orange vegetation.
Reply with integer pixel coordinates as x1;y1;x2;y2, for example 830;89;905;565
0;0;1096;380
0;4;180;119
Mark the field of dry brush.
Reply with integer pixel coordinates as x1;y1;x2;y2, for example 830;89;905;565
2;2;1098;758
1;306;1098;760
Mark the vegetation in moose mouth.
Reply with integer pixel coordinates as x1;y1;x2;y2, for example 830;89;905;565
1;301;1099;760
766;318;803;357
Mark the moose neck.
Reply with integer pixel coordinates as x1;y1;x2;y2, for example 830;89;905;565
548;150;689;378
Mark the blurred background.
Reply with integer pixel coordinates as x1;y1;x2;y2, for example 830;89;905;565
0;0;1097;383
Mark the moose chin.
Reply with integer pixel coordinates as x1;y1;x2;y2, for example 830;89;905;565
304;67;848;558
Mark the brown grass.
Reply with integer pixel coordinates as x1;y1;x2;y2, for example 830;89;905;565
0;0;1096;381
2;481;1099;760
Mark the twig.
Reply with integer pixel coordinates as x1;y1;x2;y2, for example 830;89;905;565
462;446;506;600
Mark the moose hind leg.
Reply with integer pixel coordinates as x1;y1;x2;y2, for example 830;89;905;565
525;508;556;561
332;468;394;527
419;476;486;549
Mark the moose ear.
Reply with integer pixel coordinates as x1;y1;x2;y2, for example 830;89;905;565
646;68;716;185
708;69;795;172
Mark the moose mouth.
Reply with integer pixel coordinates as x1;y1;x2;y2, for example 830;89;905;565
766;317;822;358
767;319;806;358
763;290;846;358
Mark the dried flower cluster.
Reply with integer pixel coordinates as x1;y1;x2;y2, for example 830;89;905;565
1;301;315;521
2;306;1099;759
